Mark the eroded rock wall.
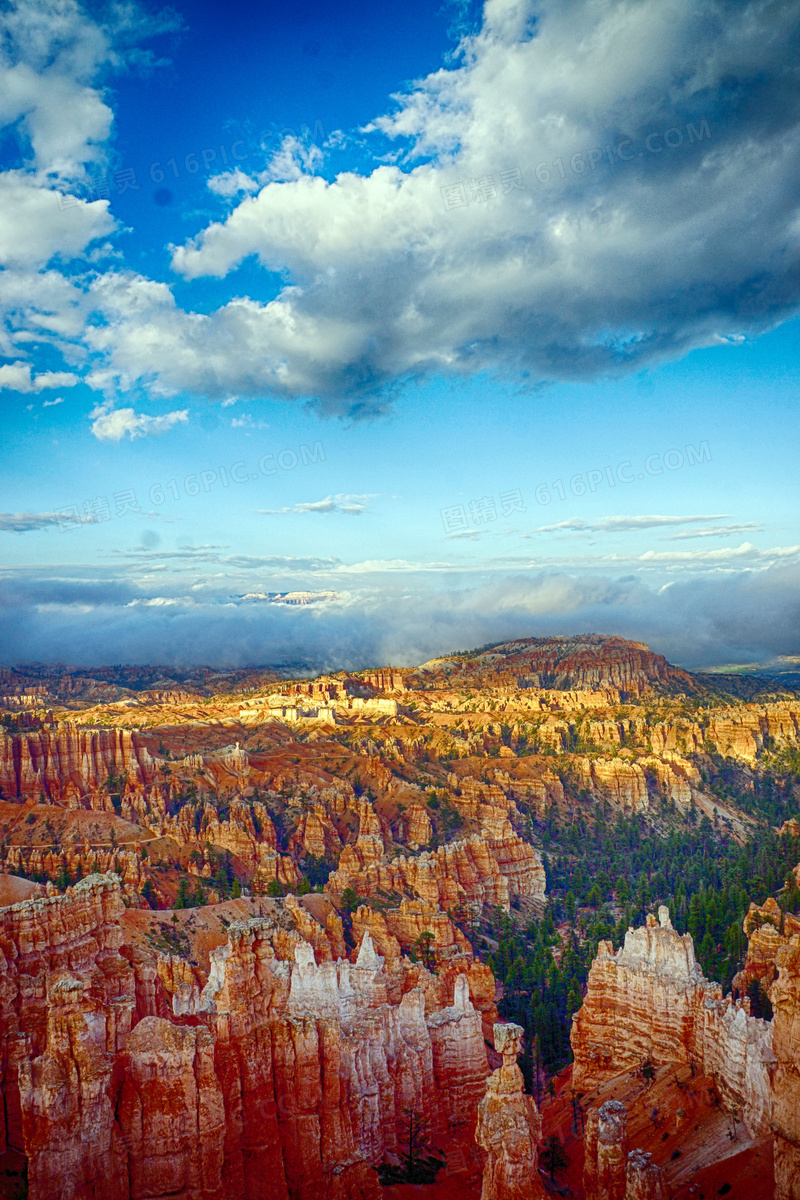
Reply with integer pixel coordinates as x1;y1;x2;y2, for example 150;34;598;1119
0;874;491;1200
571;907;774;1139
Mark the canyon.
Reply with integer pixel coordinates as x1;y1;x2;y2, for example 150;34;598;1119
0;635;799;1197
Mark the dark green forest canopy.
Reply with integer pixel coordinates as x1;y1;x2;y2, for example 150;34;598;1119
488;794;800;1083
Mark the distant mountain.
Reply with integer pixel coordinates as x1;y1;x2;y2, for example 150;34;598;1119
408;634;699;698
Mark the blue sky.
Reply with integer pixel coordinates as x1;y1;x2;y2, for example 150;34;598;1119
2;0;799;671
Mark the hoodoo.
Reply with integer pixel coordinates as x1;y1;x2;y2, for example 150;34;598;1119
0;874;491;1200
583;1100;668;1200
475;1022;546;1200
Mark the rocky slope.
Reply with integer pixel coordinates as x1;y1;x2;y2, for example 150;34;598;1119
409;635;698;698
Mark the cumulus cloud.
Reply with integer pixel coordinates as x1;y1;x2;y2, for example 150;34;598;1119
0;0;178;384
67;0;793;412
0;174;115;270
257;494;372;516
207;169;261;198
1;0;181;177
89;403;189;442
0;360;79;392
208;136;325;197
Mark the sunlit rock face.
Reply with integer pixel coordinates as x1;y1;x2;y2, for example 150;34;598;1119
0;874;135;1197
475;1022;546;1200
0;875;490;1200
734;897;800;997
572;906;774;1139
0;725;155;806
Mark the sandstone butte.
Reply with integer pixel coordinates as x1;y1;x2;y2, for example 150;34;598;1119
0;872;491;1200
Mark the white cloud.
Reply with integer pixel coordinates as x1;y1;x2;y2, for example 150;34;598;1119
0;511;68;532
664;523;763;541
89;403;189;442
207;169;260;197
207;137;324;198
535;515;731;535
78;0;792;412
0;0;181;178
35;370;78;389
636;542;800;566
0;360;79;392
0;361;35;391
42;396;65;407
0;0;177;395
445;529;485;541
0;174;115;269
257;494;372;516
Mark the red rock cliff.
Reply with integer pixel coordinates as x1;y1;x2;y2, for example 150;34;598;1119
0;873;492;1200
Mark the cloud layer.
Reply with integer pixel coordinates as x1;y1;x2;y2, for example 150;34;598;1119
84;0;800;412
2;559;799;673
2;0;799;419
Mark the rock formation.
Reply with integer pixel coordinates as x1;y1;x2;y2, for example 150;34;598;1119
410;635;697;697
583;1100;628;1200
572;907;774;1138
5;641;800;1196
475;1022;545;1200
328;814;545;913
624;1149;668;1200
0;873;491;1200
734;897;800;997
0;725;155;805
583;1101;668;1200
771;933;800;1200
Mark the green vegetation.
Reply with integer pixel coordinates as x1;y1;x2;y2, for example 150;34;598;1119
174;874;208;909
411;930;436;969
145;919;191;958
375;1109;444;1186
698;753;797;824
488;809;800;1087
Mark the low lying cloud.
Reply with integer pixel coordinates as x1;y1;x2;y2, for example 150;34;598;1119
1;559;799;672
665;523;763;541
0;512;72;532
89;404;189;442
